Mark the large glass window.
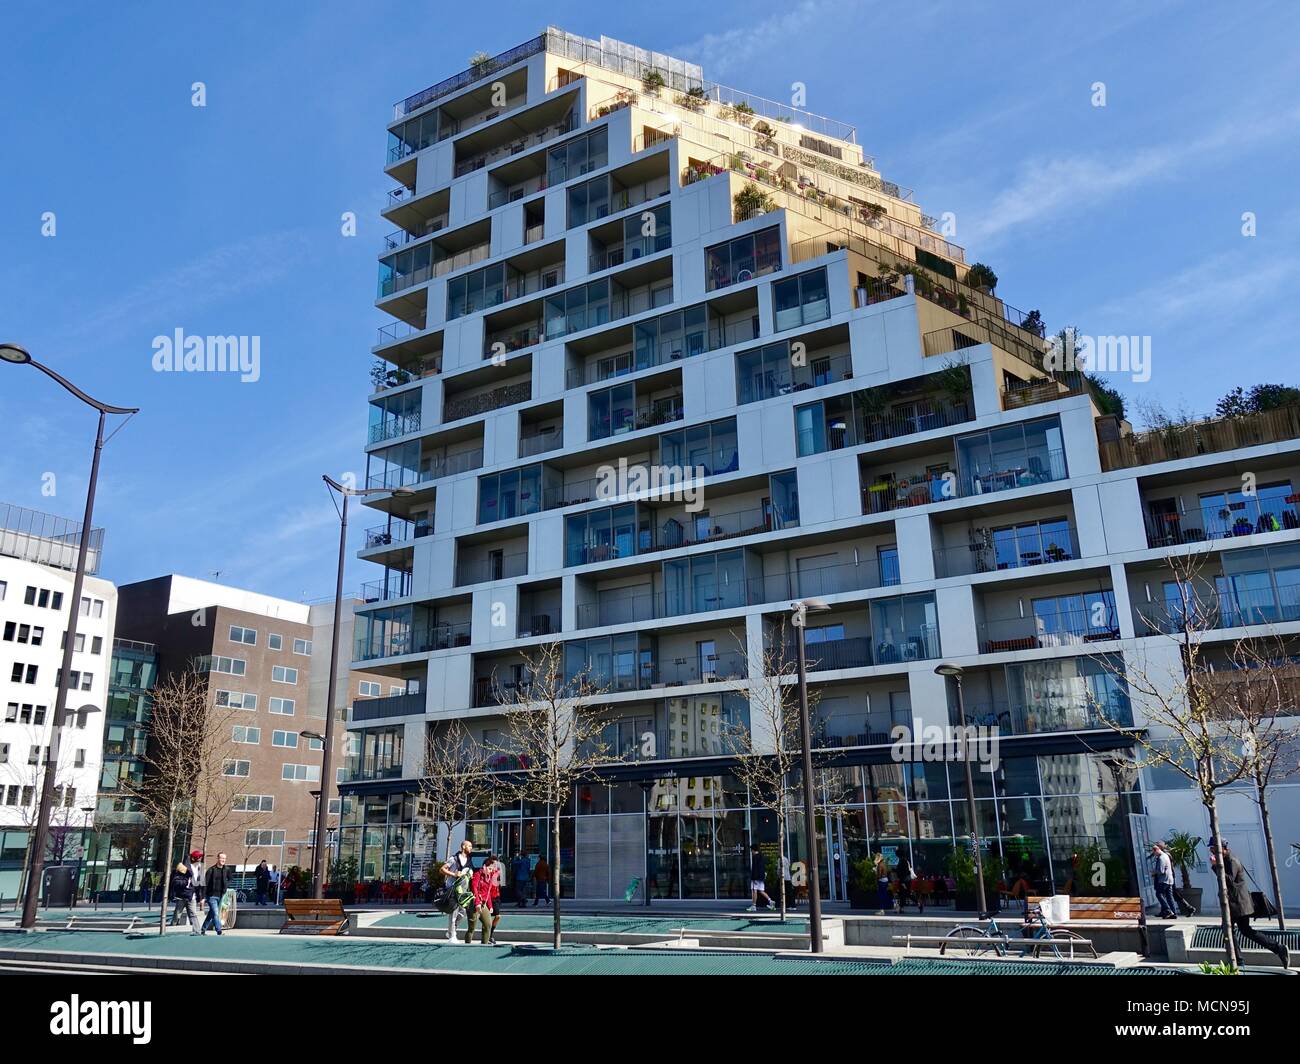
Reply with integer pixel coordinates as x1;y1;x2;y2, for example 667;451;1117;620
956;416;1067;495
477;464;545;523
547;127;608;187
658;418;738;476
1198;480;1295;538
705;227;781;291
772;268;830;331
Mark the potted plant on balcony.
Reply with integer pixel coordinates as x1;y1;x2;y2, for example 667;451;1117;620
753;120;776;152
729;101;755;125
640;68;666;95
936;357;971;419
965;262;999;294
675;86;708;112
468;51;494;74
1164;830;1203;914
733;182;775;220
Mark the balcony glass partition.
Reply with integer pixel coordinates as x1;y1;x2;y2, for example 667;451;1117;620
956;417;1067;496
869;594;940;663
658;418;739;475
546;126;608;187
705;227;781;291
366;441;422;491
773;268;830;331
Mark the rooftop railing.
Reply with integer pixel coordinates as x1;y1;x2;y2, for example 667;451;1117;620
1099;403;1300;472
0;502;104;575
395;33;548;118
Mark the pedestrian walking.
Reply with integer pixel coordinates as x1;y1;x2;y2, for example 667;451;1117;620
169;862;201;935
440;840;475;942
1150;842;1178;919
746;846;775;912
141;870;153;905
465;854;500;945
533;854;550;906
512;852;531;907
1209;842;1289;969
874;853;892;913
254;860;271;906
268;864;281;904
201;852;234;935
895;853;919;913
781;853;795;910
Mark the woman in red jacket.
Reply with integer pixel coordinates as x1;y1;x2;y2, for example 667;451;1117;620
465;854;501;945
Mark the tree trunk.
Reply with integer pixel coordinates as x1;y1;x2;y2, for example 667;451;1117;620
776;808;787;923
551;806;562;950
1255;772;1286;932
158;805;176;937
1206;797;1239;968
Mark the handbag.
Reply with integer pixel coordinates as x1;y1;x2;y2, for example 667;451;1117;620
1250;890;1278;919
430;886;453;913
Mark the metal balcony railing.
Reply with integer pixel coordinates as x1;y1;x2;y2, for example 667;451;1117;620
367;411;421;444
444;382;531;421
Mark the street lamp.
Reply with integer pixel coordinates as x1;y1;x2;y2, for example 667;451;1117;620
935;662;988;917
790;596;829;953
4;343;136;931
314;475;412;899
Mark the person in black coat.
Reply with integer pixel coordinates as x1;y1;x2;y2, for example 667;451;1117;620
1210;841;1289;968
200;852;234;935
254;860;271;906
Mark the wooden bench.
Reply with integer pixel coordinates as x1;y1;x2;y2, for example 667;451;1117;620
1028;896;1142;921
279;898;350;936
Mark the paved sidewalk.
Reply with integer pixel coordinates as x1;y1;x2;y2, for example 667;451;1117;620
0;928;1185;976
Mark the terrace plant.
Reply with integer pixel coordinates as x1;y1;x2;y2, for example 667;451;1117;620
965;262;998;293
641;68;666;94
468;51;494;73
733;182;775;219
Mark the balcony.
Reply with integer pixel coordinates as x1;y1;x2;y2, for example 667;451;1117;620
395;33;547;117
351;692;424;723
576;559;880;628
1099;403;1300;472
359;571;413;604
954;696;1133;736
519;426;564;457
1144;495;1300;548
381;217;448;252
795;371;976;456
453;113;579;178
588;394;683;441
455;552;528;587
366;447;484;491
354;620;472;662
1001;372;1090;411
568;502;792;567
738;351;853;405
863;447;1068;515
364;519;432;549
933;525;1079;578
517;608;561;638
567;318;758;389
1134;586;1300;636
444;382;531;422
979;607;1120;654
368;410;421;445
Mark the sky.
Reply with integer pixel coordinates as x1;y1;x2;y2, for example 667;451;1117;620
1;0;1298;602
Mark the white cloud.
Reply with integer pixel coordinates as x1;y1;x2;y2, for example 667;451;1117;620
967;104;1300;246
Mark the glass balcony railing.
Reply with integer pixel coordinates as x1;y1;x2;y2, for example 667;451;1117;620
953;696;1133;736
1144;497;1300;548
1135;586;1300;635
365;448;484;490
979;606;1120;653
359;573;413;603
798;396;975;456
933;526;1078;578
862;448;1068;515
738;353;855;405
455;552;528;587
453;114;579;178
519;427;564;457
354;621;472;662
588;396;684;441
567;320;758;389
567;503;793;566
575;560;884;628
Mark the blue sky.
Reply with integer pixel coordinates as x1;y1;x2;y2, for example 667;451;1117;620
2;0;1297;601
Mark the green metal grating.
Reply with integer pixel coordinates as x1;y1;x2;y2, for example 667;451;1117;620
1192;926;1298;950
372;913;810;934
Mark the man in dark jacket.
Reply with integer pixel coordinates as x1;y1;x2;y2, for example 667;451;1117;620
254;860;271;906
1210;841;1289;968
201;852;234;935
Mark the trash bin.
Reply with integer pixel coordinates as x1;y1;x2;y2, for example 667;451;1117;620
42;865;75;907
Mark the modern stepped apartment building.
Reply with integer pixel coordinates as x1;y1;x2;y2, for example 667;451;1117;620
346;27;1300;908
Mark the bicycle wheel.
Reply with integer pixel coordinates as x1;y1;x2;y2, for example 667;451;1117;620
1034;928;1094;959
939;927;1000;956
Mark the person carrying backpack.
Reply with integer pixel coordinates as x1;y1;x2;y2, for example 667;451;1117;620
440;840;475;943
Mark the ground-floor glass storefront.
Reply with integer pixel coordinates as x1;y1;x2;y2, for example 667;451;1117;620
338;742;1142;902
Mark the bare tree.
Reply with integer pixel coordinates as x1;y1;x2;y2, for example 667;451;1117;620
123;671;206;935
1215;637;1300;931
8;738;85;902
186;695;249;861
1090;552;1251;966
722;619;817;921
494;640;615;948
418;718;495;868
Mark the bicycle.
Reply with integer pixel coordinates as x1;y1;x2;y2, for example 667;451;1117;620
938;905;1095;960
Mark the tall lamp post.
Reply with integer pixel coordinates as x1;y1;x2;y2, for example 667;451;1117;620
2;344;137;929
315;476;412;898
934;662;988;916
790;597;829;953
